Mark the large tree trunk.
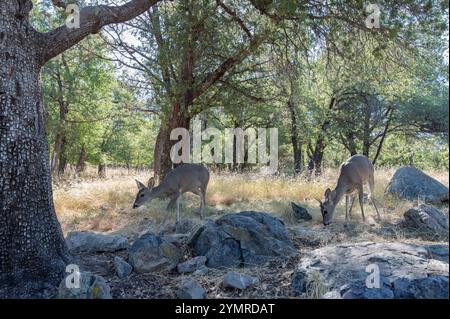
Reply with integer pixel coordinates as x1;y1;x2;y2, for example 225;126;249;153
0;0;161;298
153;102;191;180
0;2;69;297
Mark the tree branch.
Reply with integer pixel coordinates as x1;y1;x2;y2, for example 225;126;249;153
216;0;252;38
40;0;161;65
192;30;268;101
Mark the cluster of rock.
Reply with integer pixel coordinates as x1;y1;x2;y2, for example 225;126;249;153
190;211;298;268
292;241;449;299
59;211;295;299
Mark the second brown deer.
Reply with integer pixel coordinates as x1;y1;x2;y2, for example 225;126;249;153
317;154;381;225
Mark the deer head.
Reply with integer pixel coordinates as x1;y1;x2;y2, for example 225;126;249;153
318;188;338;225
132;177;155;208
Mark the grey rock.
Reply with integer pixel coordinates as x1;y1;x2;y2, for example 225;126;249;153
222;272;260;290
291;202;312;221
404;204;449;234
65;231;129;253
424;244;449;263
288;225;334;246
296;241;449;299
393;276;449;299
162;233;191;246
340;281;394;299
291;270;307;296
113;256;133;279
191;211;297;268
177;280;207;299
128;232;182;273
58;272;111;299
193;266;209;276
321;290;342;299
385;167;449;204
177;256;207;274
176;218;203;234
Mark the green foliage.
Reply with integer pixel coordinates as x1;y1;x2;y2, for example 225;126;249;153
31;0;449;173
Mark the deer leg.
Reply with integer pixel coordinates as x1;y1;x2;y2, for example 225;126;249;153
166;197;177;211
348;194;355;217
159;208;172;235
370;196;381;221
199;189;205;220
345;195;349;221
368;175;381;221
358;185;366;222
176;196;181;223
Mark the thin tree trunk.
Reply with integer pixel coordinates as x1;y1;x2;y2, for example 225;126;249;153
287;99;302;175
307;97;336;177
57;135;67;176
362;101;371;157
346;132;358;156
98;163;106;178
75;144;87;173
372;107;394;165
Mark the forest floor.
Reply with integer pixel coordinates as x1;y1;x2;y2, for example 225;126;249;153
53;167;449;298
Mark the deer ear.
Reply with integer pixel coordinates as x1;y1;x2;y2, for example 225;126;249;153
324;188;331;198
147;177;155;189
135;179;146;190
330;190;337;200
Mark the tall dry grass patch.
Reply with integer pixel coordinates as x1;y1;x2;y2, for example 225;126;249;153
53;167;448;237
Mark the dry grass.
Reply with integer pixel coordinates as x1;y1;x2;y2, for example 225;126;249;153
53;166;449;242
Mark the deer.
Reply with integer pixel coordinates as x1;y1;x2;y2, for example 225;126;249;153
316;154;381;226
133;163;210;223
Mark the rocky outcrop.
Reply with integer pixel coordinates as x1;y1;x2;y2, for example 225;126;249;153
403;204;449;235
65;231;129;253
291;202;312;221
222;272;260;290
385;167;449;204
190;211;298;268
294;241;449;299
58;271;112;299
114;256;133;279
177;256;207;274
128;232;182;273
176;280;207;299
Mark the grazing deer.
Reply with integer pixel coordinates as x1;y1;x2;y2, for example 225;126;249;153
316;154;381;225
133;163;210;222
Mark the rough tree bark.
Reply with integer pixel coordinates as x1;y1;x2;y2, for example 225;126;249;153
0;0;161;298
